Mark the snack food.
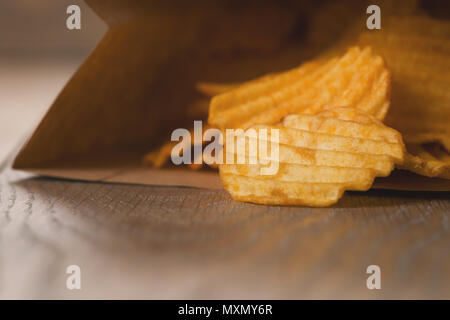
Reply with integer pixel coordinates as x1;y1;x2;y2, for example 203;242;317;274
357;16;450;178
220;107;405;206
400;143;450;179
209;46;390;130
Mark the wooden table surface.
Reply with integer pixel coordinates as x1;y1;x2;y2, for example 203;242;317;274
0;61;449;299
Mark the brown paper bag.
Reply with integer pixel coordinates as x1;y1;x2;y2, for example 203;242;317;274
12;0;450;192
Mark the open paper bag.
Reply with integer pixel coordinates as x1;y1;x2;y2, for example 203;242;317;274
12;0;450;192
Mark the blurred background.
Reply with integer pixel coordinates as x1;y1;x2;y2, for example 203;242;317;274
0;0;106;161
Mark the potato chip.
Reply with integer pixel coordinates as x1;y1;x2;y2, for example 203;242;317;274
224;144;395;177
357;16;450;178
399;143;450;179
249;124;404;162
219;107;405;206
220;173;346;207
221;162;374;190
282;112;401;143
208;46;390;130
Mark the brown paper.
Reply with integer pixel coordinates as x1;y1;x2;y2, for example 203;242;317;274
12;0;450;192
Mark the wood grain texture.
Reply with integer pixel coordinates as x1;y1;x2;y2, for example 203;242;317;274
0;157;449;299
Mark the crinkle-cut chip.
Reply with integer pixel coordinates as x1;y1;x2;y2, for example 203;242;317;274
209;60;321;117
399;143;450;179
221;163;373;190
282;112;401;144
224;145;395;176
357;16;450;152
208;46;390;130
247;125;404;163
219;107;405;206
220;173;345;207
316;107;380;125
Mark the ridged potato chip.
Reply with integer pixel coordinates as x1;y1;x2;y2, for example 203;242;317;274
220;173;346;207
399;143;450;179
282;111;401;143
209;46;390;130
247;124;403;161
220;107;405;206
223;143;396;176
357;16;450;179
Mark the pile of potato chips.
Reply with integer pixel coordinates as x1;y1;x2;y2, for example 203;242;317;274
220;107;405;206
144;7;449;206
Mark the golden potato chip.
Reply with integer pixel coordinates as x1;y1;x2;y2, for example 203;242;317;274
248;124;403;162
210;60;321;118
315;106;380;125
221;162;374;190
224;144;395;176
399;143;450;179
220;173;345;207
208;46;390;130
219;107;405;206
357;16;450;178
282;112;401;143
